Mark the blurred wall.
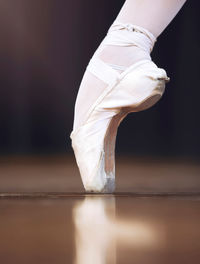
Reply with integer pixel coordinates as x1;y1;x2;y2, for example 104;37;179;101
0;0;199;157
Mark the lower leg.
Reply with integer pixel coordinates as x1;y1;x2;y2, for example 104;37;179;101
116;0;187;37
100;0;187;67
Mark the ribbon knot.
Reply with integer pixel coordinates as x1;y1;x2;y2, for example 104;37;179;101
123;23;135;32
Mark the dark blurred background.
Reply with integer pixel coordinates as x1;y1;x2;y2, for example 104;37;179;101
0;0;199;158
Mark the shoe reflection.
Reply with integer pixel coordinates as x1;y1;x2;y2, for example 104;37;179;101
73;196;161;264
73;196;116;264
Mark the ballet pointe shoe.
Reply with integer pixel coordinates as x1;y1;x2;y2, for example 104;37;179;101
70;21;170;193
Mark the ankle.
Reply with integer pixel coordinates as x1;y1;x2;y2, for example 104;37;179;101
92;20;156;72
98;45;151;72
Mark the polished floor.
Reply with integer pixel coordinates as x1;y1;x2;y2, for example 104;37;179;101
1;195;200;264
0;155;200;264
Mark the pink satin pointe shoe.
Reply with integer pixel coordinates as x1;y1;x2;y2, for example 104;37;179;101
70;21;170;193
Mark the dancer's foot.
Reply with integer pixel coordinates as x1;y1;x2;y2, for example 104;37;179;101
72;21;154;131
70;21;169;193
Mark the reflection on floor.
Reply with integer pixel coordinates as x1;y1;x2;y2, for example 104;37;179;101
0;154;200;263
0;195;200;264
73;196;159;264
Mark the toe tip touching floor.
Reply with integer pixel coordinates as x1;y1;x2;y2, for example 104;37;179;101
85;178;115;194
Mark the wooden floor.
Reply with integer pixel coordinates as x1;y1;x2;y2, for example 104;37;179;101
0;155;200;263
1;194;200;264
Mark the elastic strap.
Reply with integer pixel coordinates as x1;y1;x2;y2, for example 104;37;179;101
86;21;156;85
103;20;156;53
